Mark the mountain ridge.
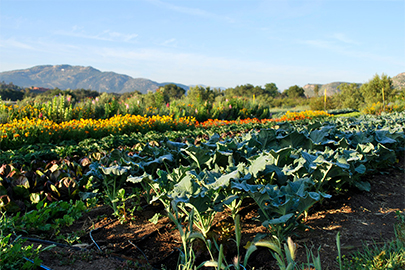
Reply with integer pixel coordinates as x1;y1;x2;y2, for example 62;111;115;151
0;65;190;94
302;82;357;97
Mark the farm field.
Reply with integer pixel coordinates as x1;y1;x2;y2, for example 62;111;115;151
32;158;405;270
1;110;405;270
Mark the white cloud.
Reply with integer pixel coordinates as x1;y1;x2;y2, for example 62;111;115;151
300;32;359;51
301;39;337;50
161;38;177;47
330;33;359;45
0;38;35;50
0;36;85;58
54;28;138;43
106;31;138;42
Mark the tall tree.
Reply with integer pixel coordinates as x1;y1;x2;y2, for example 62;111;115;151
284;85;306;98
360;73;394;105
264;83;280;98
335;83;363;109
187;85;216;104
160;84;186;101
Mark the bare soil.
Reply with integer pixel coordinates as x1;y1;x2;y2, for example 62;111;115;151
29;154;405;270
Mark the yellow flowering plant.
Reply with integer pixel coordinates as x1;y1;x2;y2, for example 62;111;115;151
0;114;196;149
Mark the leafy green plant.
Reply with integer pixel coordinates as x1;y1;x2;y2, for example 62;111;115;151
0;234;54;270
254;236;297;270
166;203;209;270
56;230;85;245
203;225;323;270
99;165;131;222
9;200;86;236
112;187;143;223
200;214;258;270
341;238;405;269
233;178;330;241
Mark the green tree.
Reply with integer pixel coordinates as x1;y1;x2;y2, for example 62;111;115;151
187;85;216;104
335;83;363;110
120;90;143;101
284;85;306;99
309;96;336;110
360;73;395;105
225;84;263;97
0;81;23;91
69;88;100;102
264;83;280;98
0;89;24;101
154;88;166;105
160;84;186;101
143;91;156;108
225;83;280;99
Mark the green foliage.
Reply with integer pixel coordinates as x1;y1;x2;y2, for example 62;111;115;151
0;81;23;92
160;83;186;101
360;73;395;105
0;111;405;269
0;89;25;101
309;96;336;110
187;85;217;104
342;211;405;269
224;82;281;99
68;88;100;102
0;234;53;270
0;158;84;213
284;85;306;99
24;88;100;104
0;82;25;101
254;236;298;270
42;94;74;122
98;164;143;223
233;178;330;240
363;100;405;115
342;235;405;269
7;200;87;236
335;83;364;110
265;83;281;98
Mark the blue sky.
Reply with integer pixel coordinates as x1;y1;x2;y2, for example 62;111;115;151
0;0;404;91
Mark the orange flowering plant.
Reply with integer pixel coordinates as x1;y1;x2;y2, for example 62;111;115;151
197;110;331;128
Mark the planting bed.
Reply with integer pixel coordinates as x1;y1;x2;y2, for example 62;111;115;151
3;112;404;270
28;154;404;270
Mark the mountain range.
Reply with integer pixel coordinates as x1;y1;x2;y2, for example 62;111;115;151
0;65;190;94
0;65;403;96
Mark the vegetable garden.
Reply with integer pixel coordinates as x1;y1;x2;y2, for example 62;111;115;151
1;105;404;270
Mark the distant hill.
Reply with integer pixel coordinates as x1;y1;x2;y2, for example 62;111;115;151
392;72;405;90
303;82;355;98
303;73;405;98
0;65;189;94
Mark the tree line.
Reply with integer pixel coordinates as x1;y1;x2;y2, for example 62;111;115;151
1;73;403;112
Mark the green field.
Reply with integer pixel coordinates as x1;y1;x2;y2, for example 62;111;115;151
1;110;405;270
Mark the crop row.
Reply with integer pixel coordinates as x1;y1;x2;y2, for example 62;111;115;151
0;110;330;152
0;114;196;149
1;111;403;268
0;93;274;124
2;112;403;222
